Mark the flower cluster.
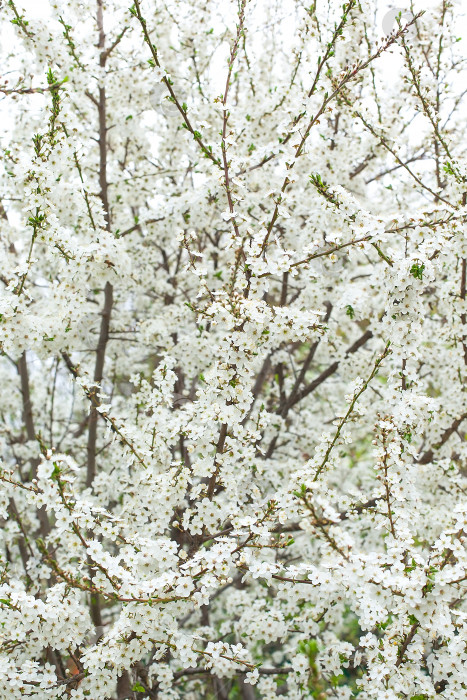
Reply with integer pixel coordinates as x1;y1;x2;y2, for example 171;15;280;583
0;0;467;698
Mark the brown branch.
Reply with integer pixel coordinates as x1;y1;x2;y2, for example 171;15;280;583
396;622;419;667
259;12;423;254
86;0;115;490
17;352;50;536
206;422;228;500
102;26;128;62
353;110;453;207
264;328;373;459
131;0;221;167
119;217;164;237
61;352;148;469
287;329;373;410
418;413;467;464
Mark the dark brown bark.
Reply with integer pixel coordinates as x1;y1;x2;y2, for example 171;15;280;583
18;351;50;536
86;0;114;490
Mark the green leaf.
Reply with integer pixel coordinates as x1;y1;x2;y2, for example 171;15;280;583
409;263;424;280
443;162;455;176
131;683;146;692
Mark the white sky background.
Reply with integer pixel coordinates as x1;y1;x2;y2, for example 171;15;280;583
1;0;464;114
1;0;464;375
3;0;461;77
10;1;463;30
1;0;465;256
1;0;465;178
2;0;464;135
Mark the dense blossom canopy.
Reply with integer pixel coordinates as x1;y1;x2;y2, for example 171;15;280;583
1;0;467;697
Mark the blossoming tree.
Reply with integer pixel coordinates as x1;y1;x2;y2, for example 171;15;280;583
1;0;467;697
